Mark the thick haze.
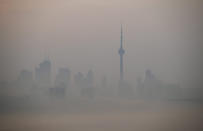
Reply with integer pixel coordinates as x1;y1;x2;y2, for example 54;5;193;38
0;0;202;88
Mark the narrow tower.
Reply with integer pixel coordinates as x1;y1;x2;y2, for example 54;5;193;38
118;25;125;82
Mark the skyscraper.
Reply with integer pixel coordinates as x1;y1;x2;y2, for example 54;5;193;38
118;25;125;82
35;59;51;88
50;68;71;98
55;68;71;87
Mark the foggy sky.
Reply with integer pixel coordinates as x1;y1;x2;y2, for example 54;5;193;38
0;0;202;88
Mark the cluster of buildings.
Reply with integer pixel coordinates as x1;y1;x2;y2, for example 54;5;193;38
14;59;95;98
135;69;203;101
1;58;96;99
0;25;202;101
117;26;203;101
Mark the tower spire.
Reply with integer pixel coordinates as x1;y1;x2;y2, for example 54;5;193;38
120;24;123;49
118;24;125;81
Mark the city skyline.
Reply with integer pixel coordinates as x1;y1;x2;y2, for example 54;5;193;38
0;1;203;130
1;0;202;89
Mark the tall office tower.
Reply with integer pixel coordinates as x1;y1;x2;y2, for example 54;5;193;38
50;68;71;97
55;68;71;87
35;59;51;87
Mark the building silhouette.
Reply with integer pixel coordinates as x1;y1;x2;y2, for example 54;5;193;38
143;69;162;99
35;59;51;88
74;70;95;98
82;70;95;98
55;68;71;88
99;75;110;97
101;76;107;89
53;68;71;97
85;70;94;88
74;72;84;89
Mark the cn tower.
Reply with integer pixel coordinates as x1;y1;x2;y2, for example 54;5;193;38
118;25;125;82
